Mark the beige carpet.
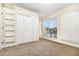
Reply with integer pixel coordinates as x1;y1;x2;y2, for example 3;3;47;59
0;38;79;56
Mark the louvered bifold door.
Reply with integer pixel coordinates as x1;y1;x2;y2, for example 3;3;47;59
3;8;16;47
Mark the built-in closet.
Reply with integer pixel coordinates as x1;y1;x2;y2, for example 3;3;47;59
16;7;39;44
0;3;39;49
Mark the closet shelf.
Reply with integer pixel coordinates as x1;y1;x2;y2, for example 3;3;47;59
5;19;15;21
5;36;15;37
4;22;15;24
5;24;15;26
5;13;15;15
4;29;15;31
4;39;15;43
3;41;16;48
4;34;15;36
5;30;14;32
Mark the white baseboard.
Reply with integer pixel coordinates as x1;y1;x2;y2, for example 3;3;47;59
42;36;79;48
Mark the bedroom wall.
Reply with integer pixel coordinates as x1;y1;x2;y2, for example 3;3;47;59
41;4;79;40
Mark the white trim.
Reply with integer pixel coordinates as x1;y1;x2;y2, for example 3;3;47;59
42;36;79;48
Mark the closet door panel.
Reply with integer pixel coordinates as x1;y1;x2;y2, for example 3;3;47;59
16;8;39;44
16;14;24;44
23;15;34;42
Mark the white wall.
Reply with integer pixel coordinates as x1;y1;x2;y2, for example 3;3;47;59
41;4;79;46
61;11;79;43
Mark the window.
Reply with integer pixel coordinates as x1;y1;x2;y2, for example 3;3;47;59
42;17;57;38
43;20;50;37
49;17;57;38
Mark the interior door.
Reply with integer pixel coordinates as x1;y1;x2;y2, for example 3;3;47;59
23;15;34;43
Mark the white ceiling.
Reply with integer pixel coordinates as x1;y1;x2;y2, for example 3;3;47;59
17;3;70;18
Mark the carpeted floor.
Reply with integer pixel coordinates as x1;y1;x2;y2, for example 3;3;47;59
0;38;79;56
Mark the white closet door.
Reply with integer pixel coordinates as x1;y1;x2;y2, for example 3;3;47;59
23;15;34;43
61;11;79;43
16;14;24;44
